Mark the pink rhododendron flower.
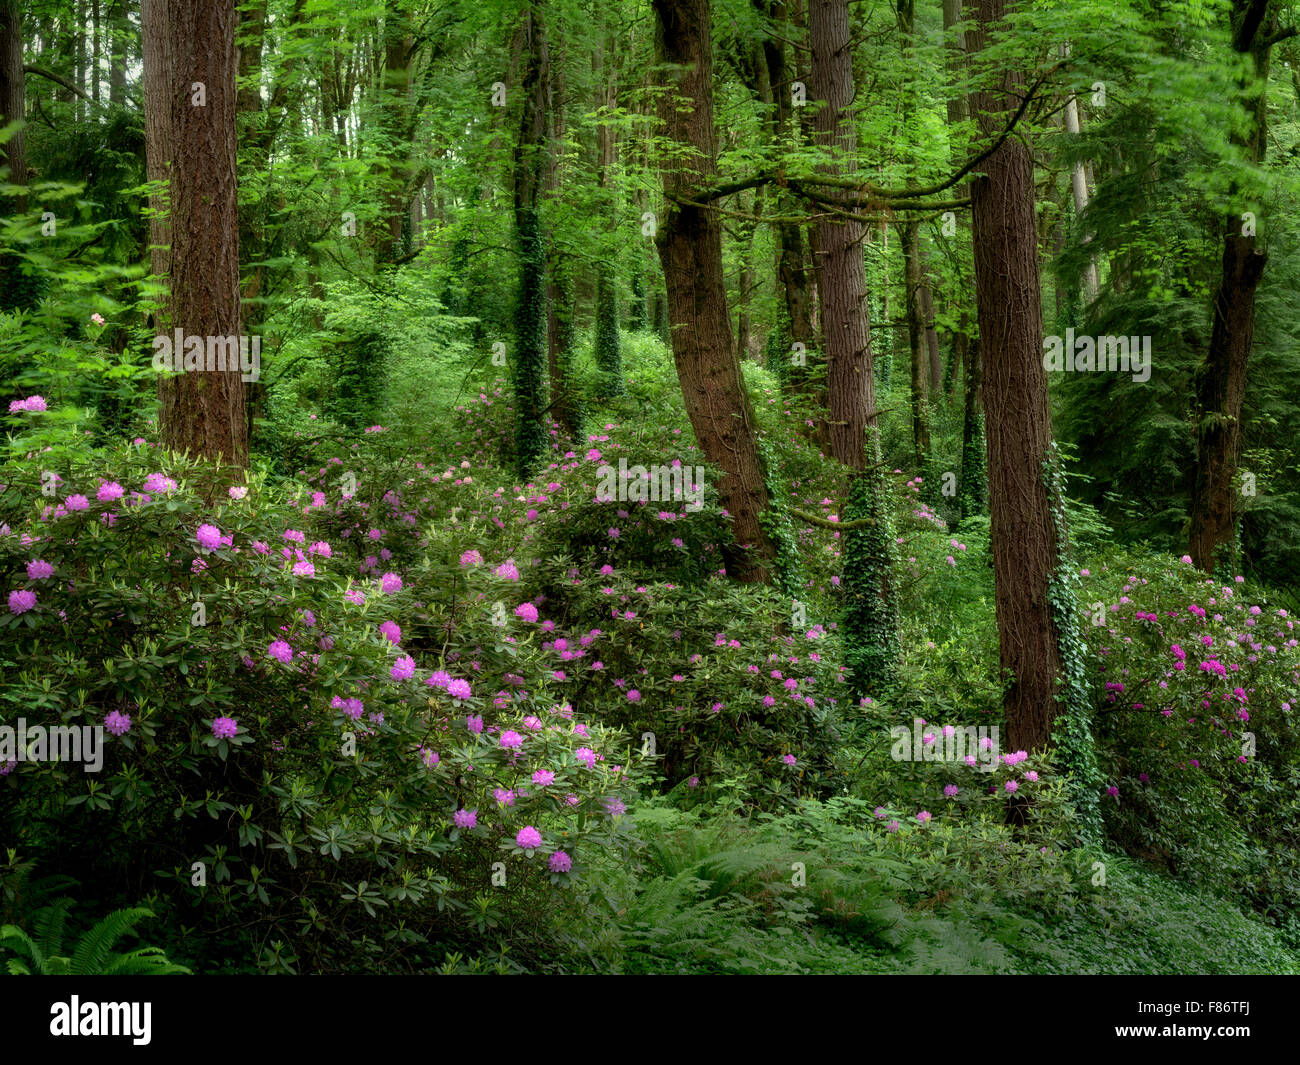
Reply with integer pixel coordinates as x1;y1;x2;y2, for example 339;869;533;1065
391;655;415;680
104;710;131;736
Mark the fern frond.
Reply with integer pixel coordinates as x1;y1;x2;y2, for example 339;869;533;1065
102;947;192;976
33;897;74;959
0;924;47;974
69;908;156;976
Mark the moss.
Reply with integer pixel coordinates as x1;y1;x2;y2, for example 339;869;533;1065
512;204;548;477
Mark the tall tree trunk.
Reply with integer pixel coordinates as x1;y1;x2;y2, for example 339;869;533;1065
75;0;87;123
942;0;976;412
141;0;171;314
759;1;813;350
238;0;269;447
512;2;549;476
108;0;126;106
810;0;899;693
376;6;414;264
920;242;942;390
0;0;29;312
901;218;931;468
593;35;623;396
897;0;941;395
1060;43;1099;302
545;32;580;439
652;0;776;583
966;0;1063;753
157;0;248;471
735;186;760;361
91;0;100;105
0;0;26;189
809;0;872;468
1188;0;1277;573
957;337;985;519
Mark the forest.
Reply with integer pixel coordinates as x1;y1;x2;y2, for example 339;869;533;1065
0;0;1298;983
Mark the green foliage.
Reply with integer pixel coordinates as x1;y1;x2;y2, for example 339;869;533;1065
1079;547;1300;922
1;897;190;976
0;443;642;973
1044;442;1105;842
841;439;901;699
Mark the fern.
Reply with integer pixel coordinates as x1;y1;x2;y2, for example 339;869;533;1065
0;901;191;976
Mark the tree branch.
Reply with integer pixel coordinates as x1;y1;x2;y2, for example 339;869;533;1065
789;506;876;530
24;65;96;105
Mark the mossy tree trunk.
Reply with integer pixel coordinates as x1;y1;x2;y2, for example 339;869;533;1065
512;2;550;477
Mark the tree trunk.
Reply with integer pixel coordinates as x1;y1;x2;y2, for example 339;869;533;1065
901;218;931;468
920;243;942;391
0;0;26;189
957;336;985;519
967;0;1062;753
237;0;269;447
593;36;623;396
512;2;549;476
75;0;86;123
544;31;580;439
1188;0;1276;573
755;0;814;392
1060;43;1099;302
376;6;414;264
141;0;171;309
652;0;776;583
809;0;873;469
91;0;100;105
810;0;899;693
108;0;126;105
157;0;248;471
942;0;975;406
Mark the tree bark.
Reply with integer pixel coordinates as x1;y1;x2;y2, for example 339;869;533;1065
157;0;248;471
809;0;874;469
0;0;26;188
810;0;900;692
967;0;1063;753
652;0;776;583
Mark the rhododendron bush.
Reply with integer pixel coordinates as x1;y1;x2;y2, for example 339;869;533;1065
0;445;642;972
1083;554;1300;916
